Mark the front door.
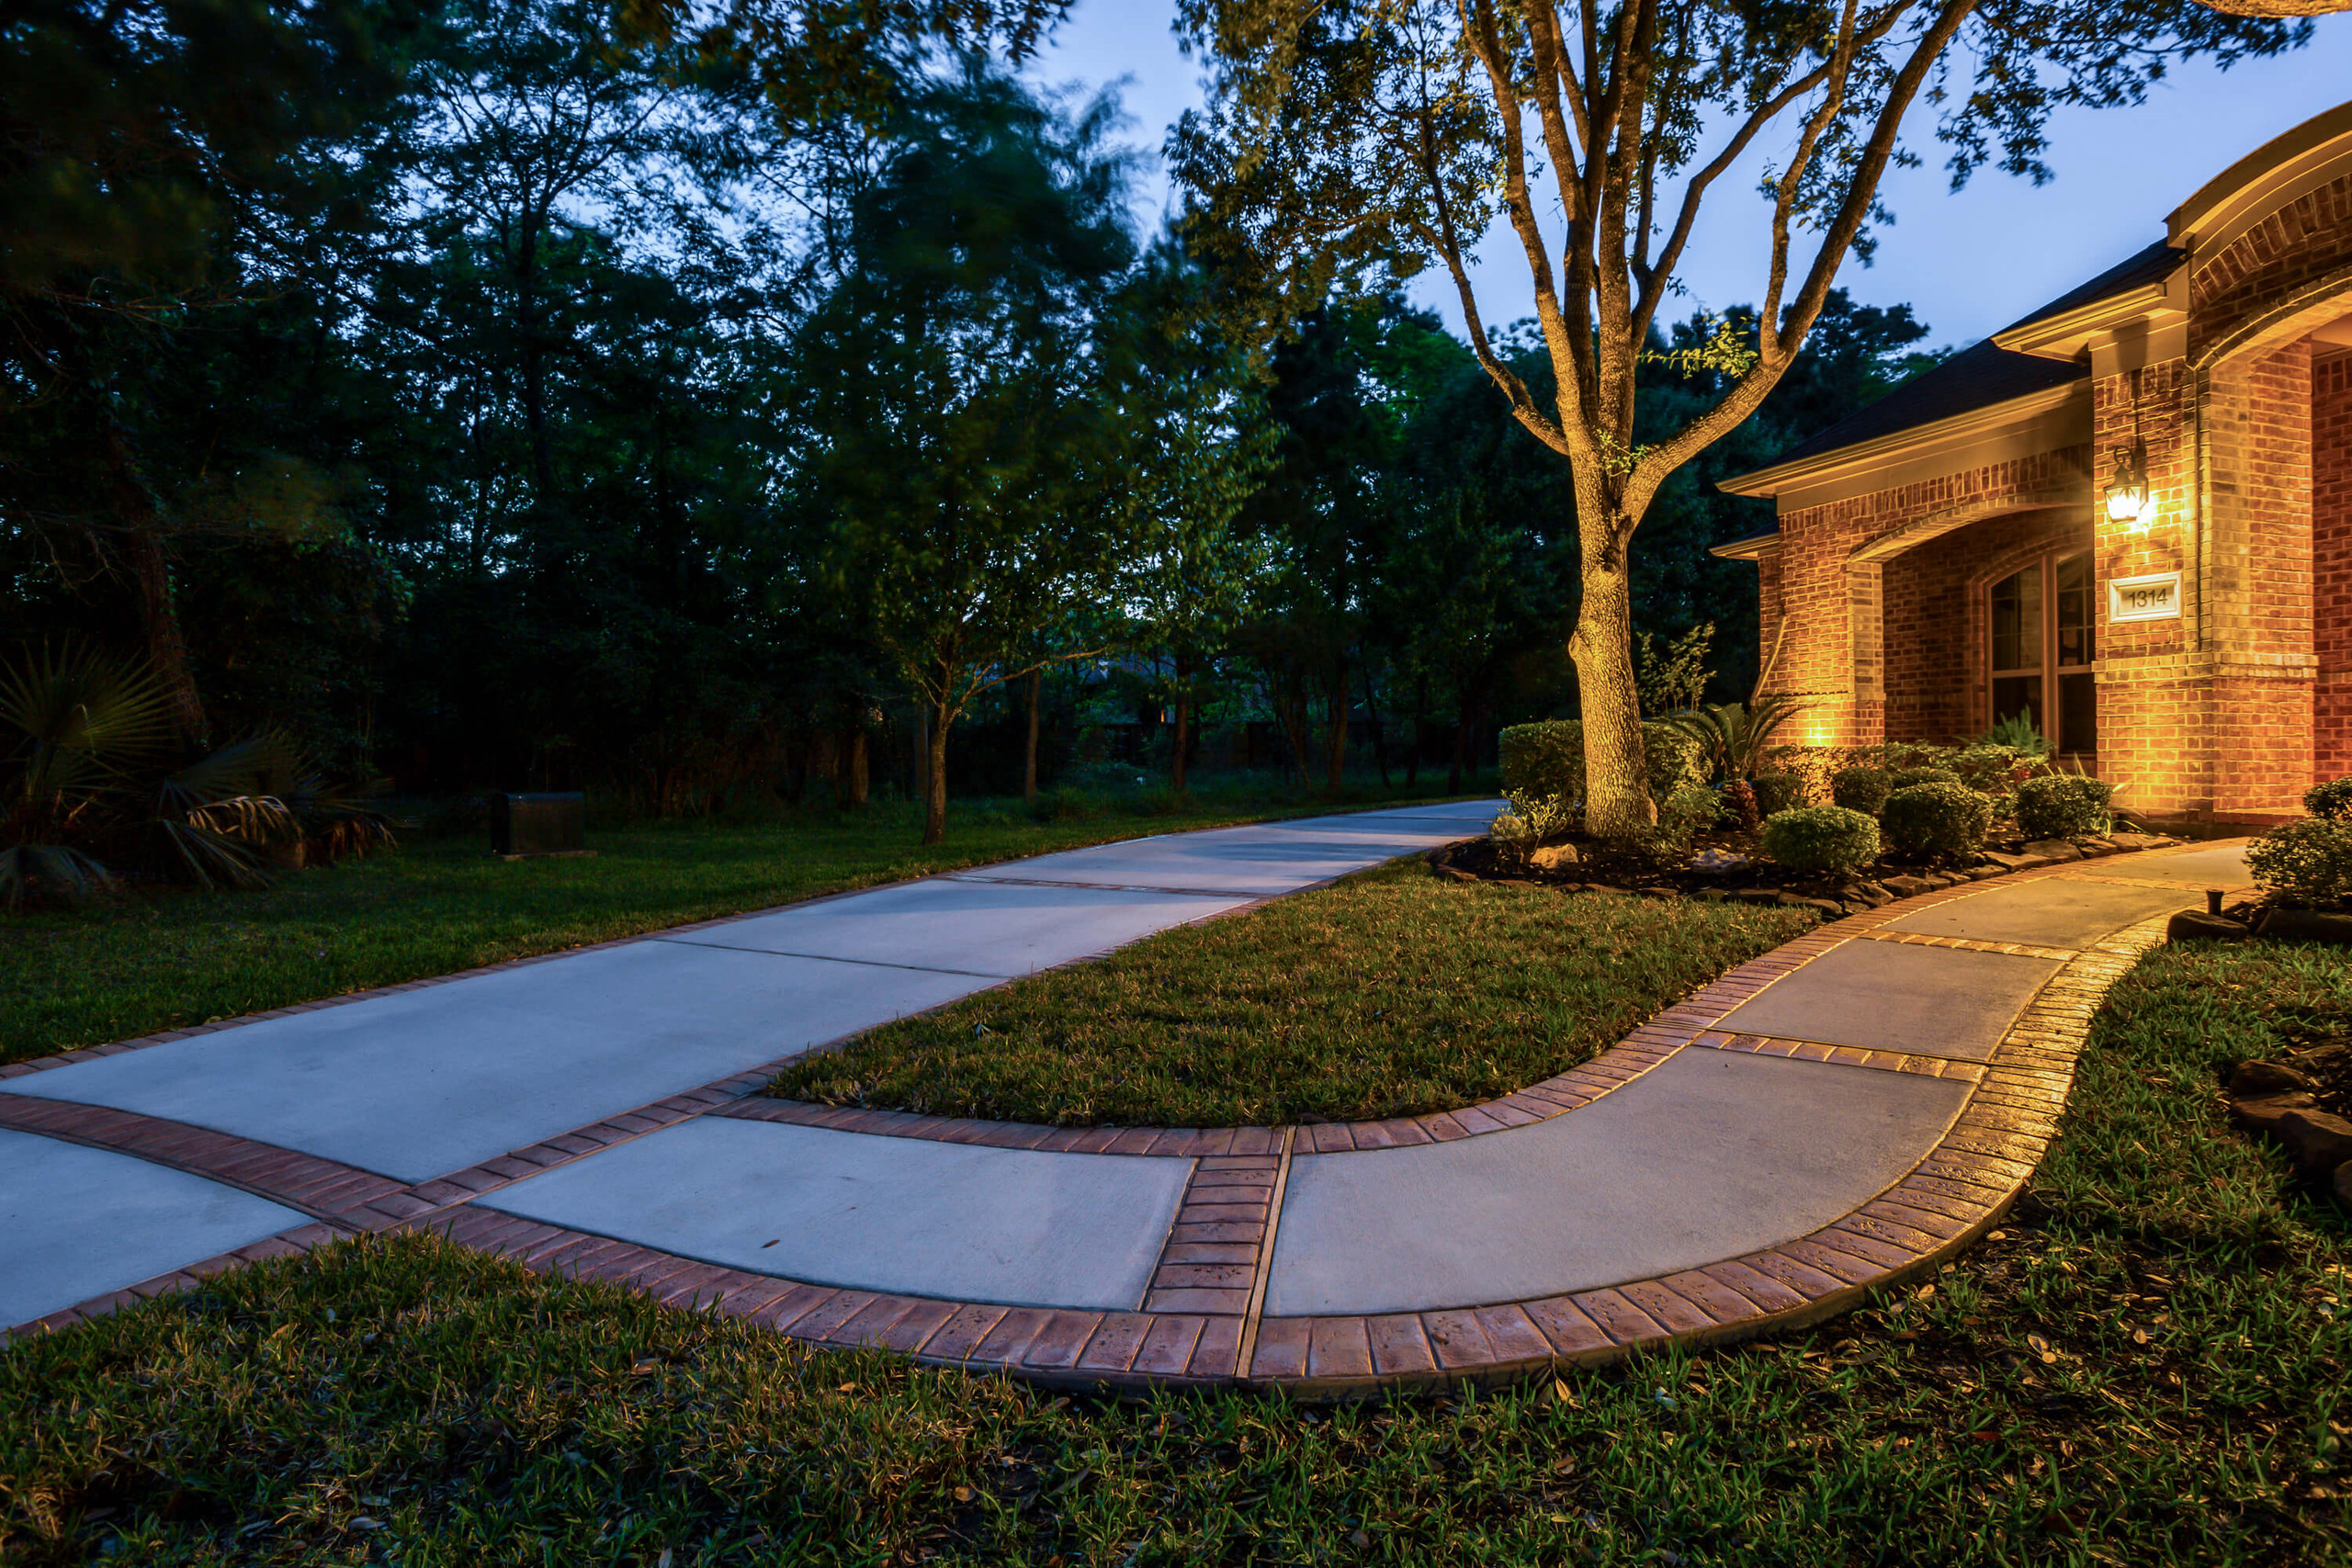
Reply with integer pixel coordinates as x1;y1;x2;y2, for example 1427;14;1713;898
1988;552;2096;759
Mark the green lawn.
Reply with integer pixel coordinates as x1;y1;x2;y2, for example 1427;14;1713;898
767;862;1814;1125
6;937;2349;1565
0;782;1481;1067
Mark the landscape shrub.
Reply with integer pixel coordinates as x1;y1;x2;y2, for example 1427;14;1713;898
2016;774;2113;839
1888;766;1962;793
1750;770;1805;818
2304;775;2352;822
1497;719;1707;821
1660;786;1722;840
2247;818;2352;906
1759;806;1882;877
1831;765;1895;815
1881;781;1994;861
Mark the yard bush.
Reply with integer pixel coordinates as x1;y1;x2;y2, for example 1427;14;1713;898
1759;806;1881;877
1660;786;1722;840
1887;766;1962;793
1881;781;1993;861
1750;770;1805;818
2016;773;2113;839
2304;775;2352;822
1830;765;1895;815
1496;720;1706;820
2246;818;2352;907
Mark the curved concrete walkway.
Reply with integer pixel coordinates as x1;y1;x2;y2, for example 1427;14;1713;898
0;807;2253;1395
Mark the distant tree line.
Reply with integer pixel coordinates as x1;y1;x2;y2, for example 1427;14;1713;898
2;0;1943;844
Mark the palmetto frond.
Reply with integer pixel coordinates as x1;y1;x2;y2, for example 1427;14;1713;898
1660;693;1810;784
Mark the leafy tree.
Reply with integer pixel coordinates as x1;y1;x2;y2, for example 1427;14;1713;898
792;66;1143;843
1172;0;2304;834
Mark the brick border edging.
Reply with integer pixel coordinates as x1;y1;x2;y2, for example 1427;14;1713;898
719;840;2233;1156
4;841;2234;1380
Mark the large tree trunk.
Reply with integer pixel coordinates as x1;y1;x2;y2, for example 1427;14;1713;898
1362;666;1390;788
1322;666;1348;796
1169;649;1194;796
1022;669;1042;803
842;725;868;807
1406;672;1426;788
124;525;207;749
1570;538;1655;836
922;699;951;845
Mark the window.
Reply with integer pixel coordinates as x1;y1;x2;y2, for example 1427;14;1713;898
1987;553;2096;755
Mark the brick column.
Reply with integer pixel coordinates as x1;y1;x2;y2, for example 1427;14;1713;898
2315;353;2352;778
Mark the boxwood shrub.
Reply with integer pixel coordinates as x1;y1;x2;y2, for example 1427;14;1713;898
2304;775;2352;823
2016;774;2113;840
1830;765;1895;815
1751;770;1806;818
1888;766;1962;793
1759;806;1882;877
2247;818;2352;907
1882;781;1993;861
1497;720;1708;817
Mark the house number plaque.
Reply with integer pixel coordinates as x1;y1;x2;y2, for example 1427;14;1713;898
2108;571;2181;623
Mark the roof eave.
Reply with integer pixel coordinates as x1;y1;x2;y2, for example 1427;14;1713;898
1990;279;2187;361
1708;531;1780;562
1715;379;2085;501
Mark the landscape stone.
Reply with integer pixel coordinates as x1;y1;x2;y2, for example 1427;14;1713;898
1980;852;2042;871
2168;909;2252;943
2255;908;2352;946
2230;1091;2321;1135
1880;874;1929;897
2022;839;2082;861
2231;1058;2316;1097
2273;1109;2352;1175
1530;843;1580;872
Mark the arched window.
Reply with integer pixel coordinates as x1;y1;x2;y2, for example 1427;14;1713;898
1988;552;2096;757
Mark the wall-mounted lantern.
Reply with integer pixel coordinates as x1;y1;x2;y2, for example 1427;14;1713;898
2104;441;2153;531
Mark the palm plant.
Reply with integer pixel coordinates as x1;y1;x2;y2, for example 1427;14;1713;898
1660;693;1811;834
2;643;399;907
0;642;173;905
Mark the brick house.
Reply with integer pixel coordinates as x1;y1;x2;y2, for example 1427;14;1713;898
1716;100;2352;825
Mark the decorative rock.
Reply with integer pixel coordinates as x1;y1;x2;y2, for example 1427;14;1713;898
2167;909;2251;943
2231;1058;2317;1098
1733;887;1783;904
1967;864;2006;880
1436;864;1480;884
1688;848;1748;874
1980;851;2044;871
2107;832;2167;851
2021;839;2082;862
2075;837;2119;856
2255;908;2352;947
1846;884;1894;908
2229;1091;2320;1134
2273;1109;2352;1176
1797;897;1846;918
1879;874;1930;897
1694;887;1728;901
2335;1160;2352;1209
1530;843;1580;873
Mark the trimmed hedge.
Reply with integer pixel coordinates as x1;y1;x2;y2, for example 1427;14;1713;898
1830;766;1895;815
1759;806;1882;877
1882;781;1993;861
1751;770;1805;818
2305;776;2352;823
1888;766;1962;793
1498;720;1707;817
2247;818;2352;907
2016;774;2113;840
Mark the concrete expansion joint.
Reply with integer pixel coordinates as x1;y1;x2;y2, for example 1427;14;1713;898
0;827;2246;1396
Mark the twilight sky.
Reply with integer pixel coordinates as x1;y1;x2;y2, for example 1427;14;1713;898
1026;6;2352;351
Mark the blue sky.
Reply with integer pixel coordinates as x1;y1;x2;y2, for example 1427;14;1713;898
1028;5;2352;350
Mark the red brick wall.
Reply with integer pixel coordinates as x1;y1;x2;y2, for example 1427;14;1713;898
2191;170;2352;361
1879;512;2092;745
1762;446;2090;749
2316;353;2352;777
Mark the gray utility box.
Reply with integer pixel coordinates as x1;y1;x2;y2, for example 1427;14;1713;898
491;792;587;858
